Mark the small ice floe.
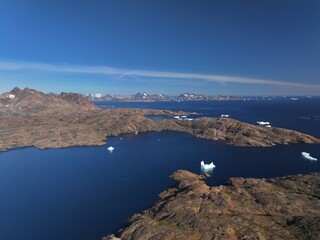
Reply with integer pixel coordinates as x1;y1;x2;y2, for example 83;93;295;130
107;146;114;152
174;115;193;121
257;121;270;126
291;98;299;101
201;161;216;169
120;138;123;140
134;131;138;135
301;152;317;161
201;161;215;176
221;114;229;118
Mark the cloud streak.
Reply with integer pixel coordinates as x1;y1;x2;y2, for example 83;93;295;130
0;60;319;90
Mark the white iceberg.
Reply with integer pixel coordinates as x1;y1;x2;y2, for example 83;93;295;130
201;161;216;169
107;146;114;152
257;121;270;125
174;116;181;119
181;115;187;118
301;152;317;161
221;114;229;118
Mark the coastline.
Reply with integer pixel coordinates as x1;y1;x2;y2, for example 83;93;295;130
1;109;319;152
104;170;320;240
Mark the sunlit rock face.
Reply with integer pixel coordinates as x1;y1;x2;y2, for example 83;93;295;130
0;87;99;116
105;170;320;240
0;88;319;152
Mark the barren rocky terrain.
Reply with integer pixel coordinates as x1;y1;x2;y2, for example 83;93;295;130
1;88;320;240
0;88;319;151
104;170;320;240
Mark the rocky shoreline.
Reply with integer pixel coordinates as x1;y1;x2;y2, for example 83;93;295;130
0;88;319;152
1;88;320;240
104;170;320;240
1;111;319;152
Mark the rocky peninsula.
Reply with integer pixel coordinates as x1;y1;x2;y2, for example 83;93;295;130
1;87;320;240
0;87;319;151
104;170;320;240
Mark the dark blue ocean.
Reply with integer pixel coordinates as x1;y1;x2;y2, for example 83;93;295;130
0;99;319;240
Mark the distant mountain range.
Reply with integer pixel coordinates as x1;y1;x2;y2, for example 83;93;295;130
83;92;246;102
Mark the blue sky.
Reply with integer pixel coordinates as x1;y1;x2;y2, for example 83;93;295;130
0;0;319;95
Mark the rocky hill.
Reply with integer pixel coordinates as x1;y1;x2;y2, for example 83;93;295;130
0;87;99;116
0;88;319;151
104;170;320;240
0;111;319;151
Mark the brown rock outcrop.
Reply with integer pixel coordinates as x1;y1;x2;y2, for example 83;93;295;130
105;170;320;240
0;88;319;151
0;87;99;116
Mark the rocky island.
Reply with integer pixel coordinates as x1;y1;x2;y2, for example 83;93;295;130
0;87;319;151
104;170;320;240
1;87;320;240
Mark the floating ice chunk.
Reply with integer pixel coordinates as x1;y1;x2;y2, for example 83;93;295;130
291;98;298;101
201;161;216;169
257;121;270;125
301;152;317;161
120;138;123;140
107;146;114;152
174;116;180;119
221;114;229;118
181;115;187;118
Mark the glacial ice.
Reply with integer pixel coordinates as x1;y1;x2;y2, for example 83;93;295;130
201;161;216;169
107;146;114;152
257;121;270;125
301;152;317;161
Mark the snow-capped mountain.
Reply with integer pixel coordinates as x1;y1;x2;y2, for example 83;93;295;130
83;92;246;102
83;93;113;101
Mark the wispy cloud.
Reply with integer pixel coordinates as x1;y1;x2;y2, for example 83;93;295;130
0;60;319;90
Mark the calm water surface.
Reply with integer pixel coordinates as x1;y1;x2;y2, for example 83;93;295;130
96;98;320;137
0;100;320;240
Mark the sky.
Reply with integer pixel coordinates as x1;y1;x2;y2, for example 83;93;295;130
0;0;319;95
